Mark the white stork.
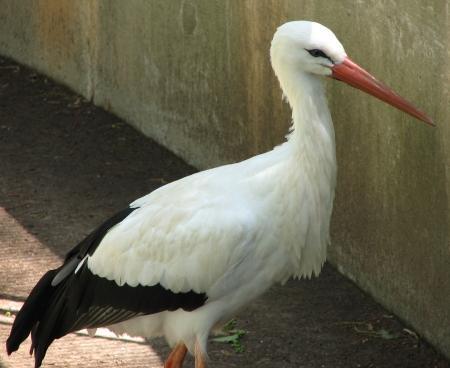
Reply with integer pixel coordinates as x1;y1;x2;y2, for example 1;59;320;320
6;21;432;368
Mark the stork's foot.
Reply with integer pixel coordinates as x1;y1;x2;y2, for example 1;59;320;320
164;343;188;368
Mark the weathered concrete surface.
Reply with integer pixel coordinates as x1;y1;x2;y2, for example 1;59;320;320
0;1;96;97
0;0;449;360
326;1;450;361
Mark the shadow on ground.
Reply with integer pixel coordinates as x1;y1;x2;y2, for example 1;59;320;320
0;56;448;368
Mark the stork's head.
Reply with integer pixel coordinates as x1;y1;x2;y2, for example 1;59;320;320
270;21;433;125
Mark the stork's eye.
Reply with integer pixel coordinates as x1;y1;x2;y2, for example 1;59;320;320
306;49;329;59
305;49;334;64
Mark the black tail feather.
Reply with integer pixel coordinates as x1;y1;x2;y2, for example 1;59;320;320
32;284;70;368
5;207;138;366
6;262;206;367
6;269;58;356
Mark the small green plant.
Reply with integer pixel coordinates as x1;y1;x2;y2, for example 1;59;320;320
211;319;246;353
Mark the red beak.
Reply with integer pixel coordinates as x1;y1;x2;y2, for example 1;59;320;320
331;57;434;126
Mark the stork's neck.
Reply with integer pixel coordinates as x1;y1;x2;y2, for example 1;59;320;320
281;71;336;179
265;71;337;279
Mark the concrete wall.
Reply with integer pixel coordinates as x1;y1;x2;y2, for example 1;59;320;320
0;0;449;358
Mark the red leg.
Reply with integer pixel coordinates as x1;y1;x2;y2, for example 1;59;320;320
194;341;207;368
164;343;188;368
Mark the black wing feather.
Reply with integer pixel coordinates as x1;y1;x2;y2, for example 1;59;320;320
65;207;137;261
6;206;207;368
51;207;137;287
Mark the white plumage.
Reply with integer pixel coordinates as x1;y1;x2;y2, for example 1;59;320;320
7;20;432;368
93;137;335;351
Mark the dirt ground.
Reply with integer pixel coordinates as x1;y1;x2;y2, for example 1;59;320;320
0;55;448;368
